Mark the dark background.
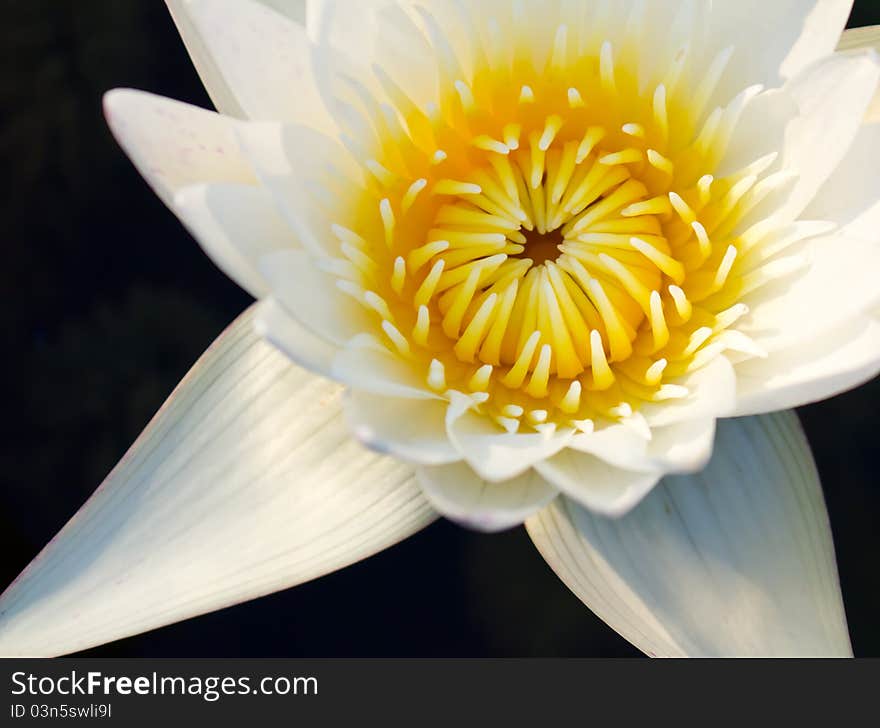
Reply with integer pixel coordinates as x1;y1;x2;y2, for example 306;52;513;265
1;1;878;658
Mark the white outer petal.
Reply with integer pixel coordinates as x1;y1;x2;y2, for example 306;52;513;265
259;249;373;346
708;1;853;92
534;454;661;519
445;392;574;482
837;24;880;121
417;462;557;532
103;89;254;208
345;391;461;466
779;50;880;217
526;412;851;657
0;304;436;657
167;0;333;128
640;356;738;427
537;419;715;517
740;122;880;355
253;297;338;376
234;121;362;257
734;316;880;416
173;183;295;298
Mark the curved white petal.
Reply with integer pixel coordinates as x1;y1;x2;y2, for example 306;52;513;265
259;249;373;346
166;0;332;128
173;183;295;298
779;51;880;217
261;0;306;24
721;51;880;221
537;419;715;517
445;393;574;482
253;297;337;376
166;0;246;117
568;418;715;475
0;304;436;657
417;462;557;532
740;123;880;354
345;391;460;466
104;89;254;208
235;121;363;257
526;412;851;657
838;25;880;125
735;315;880;415
708;1;853;95
332;336;439;400
534;454;661;519
567;422;650;466
640;356;738;427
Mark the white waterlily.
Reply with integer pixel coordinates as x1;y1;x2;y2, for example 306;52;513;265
1;0;878;658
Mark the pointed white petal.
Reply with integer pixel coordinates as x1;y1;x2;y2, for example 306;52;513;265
332;336;438;400
526;412;851;657
104;89;254;208
173;183;296;298
0;304;435;657
253;297;337;376
165;0;246;117
235;121;362;257
722;52;880;220
445;393;574;483
741;122;880;354
166;0;332;127
345;391;460;466
735;316;880;415
261;0;306;24
839;25;880;122
537;419;715;517
780;51;880;217
837;22;880;120
567;422;650;467
641;356;738;427
708;0;853;95
417;462;557;532
535;454;660;519
259;249;373;346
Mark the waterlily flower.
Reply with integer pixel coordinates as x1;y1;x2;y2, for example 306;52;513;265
1;0;879;658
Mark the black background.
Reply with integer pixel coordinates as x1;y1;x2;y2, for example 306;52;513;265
1;1;879;658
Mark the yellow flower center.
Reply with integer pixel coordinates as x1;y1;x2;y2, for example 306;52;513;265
329;28;780;433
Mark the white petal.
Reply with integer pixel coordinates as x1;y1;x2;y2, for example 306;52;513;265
253;297;338;376
332;336;438;400
445;393;574;482
103;89;254;208
166;0;333;127
345;391;460;466
417;462;557;532
0;304;435;657
537;419;715;517
308;0;437;107
707;0;853;93
567;418;715;475
535;453;661;518
567;422;650;467
779;51;880;217
640;356;738;427
261;0;306;24
259;249;373;346
838;26;880;121
740;123;880;353
526;412;851;657
734;316;880;416
721;52;880;220
235;121;362;257
173;183;295;298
